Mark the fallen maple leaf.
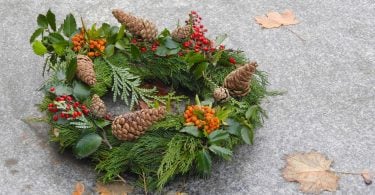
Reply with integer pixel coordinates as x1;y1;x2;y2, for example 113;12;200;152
361;169;373;185
255;10;299;28
72;182;85;195
282;151;339;193
96;181;133;195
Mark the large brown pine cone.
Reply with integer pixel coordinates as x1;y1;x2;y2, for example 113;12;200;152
90;94;107;118
223;62;257;97
76;55;96;86
171;25;191;42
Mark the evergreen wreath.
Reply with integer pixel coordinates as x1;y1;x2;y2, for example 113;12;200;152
30;9;275;191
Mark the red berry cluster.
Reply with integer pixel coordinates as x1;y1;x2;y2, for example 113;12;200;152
229;57;236;64
131;38;161;53
183;11;215;53
47;90;90;121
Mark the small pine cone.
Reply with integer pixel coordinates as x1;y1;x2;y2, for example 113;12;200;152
213;87;231;102
224;62;258;97
171;25;191;42
112;106;167;141
76;55;96;86
112;9;158;41
90;94;107;118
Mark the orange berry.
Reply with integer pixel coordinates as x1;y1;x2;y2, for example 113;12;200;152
98;40;105;45
88;52;95;57
95;51;101;57
76;46;81;51
191;116;197;122
100;46;105;51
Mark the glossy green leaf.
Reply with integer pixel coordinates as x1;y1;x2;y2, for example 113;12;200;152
196;149;212;175
46;9;56;31
73;81;91;101
164;37;179;49
65;57;77;82
240;126;253;144
226;118;241;136
245;105;258;120
104;44;115;57
130;44;140;58
155;45;168;57
166;48;180;55
52;42;68;56
29;28;44;43
74;133;102;158
93;119;111;129
116;25;125;40
63;13;77;37
115;39;127;50
32;40;47;56
37;14;48;28
48;33;66;43
208;129;229;144
193;62;208;78
180;126;202;137
55;85;73;96
209;145;233;160
185;52;205;64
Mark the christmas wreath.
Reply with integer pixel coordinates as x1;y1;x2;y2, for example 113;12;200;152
30;9;273;190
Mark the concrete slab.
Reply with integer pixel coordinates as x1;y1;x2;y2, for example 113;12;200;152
0;0;374;194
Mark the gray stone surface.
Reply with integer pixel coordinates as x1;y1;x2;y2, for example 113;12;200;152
1;0;374;194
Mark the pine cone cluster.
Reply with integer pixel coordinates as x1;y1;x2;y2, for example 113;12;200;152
112;107;167;141
90;94;107;118
213;87;230;102
171;25;191;42
224;62;257;97
76;55;96;86
112;9;158;42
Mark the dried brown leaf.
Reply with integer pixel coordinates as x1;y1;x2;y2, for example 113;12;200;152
72;182;85;195
361;169;373;185
255;10;299;28
96;181;133;195
282;151;339;193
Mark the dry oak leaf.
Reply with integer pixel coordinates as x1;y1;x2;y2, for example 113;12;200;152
96;181;133;195
282;151;339;193
72;182;85;195
255;10;299;28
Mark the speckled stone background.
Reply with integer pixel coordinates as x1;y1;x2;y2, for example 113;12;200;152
1;0;374;194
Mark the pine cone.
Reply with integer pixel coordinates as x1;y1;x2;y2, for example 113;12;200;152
171;25;191;42
223;62;257;97
90;94;107;118
213;87;230;102
76;55;96;86
112;107;167;141
112;9;158;41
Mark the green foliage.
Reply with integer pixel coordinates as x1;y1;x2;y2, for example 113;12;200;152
106;58;159;110
63;13;77;37
91;58;113;96
32;40;47;55
50;125;80;151
157;135;202;189
37;95;54;112
74;133;102;158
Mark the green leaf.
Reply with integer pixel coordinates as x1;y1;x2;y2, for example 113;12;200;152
208;129;229;144
185;52;206;64
192;62;208;78
99;23;111;36
37;14;48;28
104;44;115;57
74;133;102;158
46;9;56;31
73;81;91;101
29;28;44;43
63;13;77;37
240;127;253;144
196;149;212;175
164;37;179;49
155;45;168;57
245;105;258;120
115;39;127;50
226;118;241;136
214;34;228;47
56;69;66;81
209;145;233;160
31;40;47;56
159;28;171;37
55;85;73;96
93;119;111;129
116;25;125;40
180;126;202;137
52;42;68;56
65;57;77;82
212;50;223;66
166;48;180;55
48;33;66;43
130;44;141;58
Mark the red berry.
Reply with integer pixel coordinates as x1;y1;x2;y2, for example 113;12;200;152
66;96;72;101
48;103;54;107
50;87;55;92
140;47;147;52
219;45;225;50
229;57;236;64
131;39;137;44
191;11;197;15
178;52;184;56
183;41;190;47
194;48;200;52
53;115;58;121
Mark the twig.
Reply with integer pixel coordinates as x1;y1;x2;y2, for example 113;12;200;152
142;171;148;195
117;174;127;184
102;130;112;149
285;27;305;42
334;171;362;175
